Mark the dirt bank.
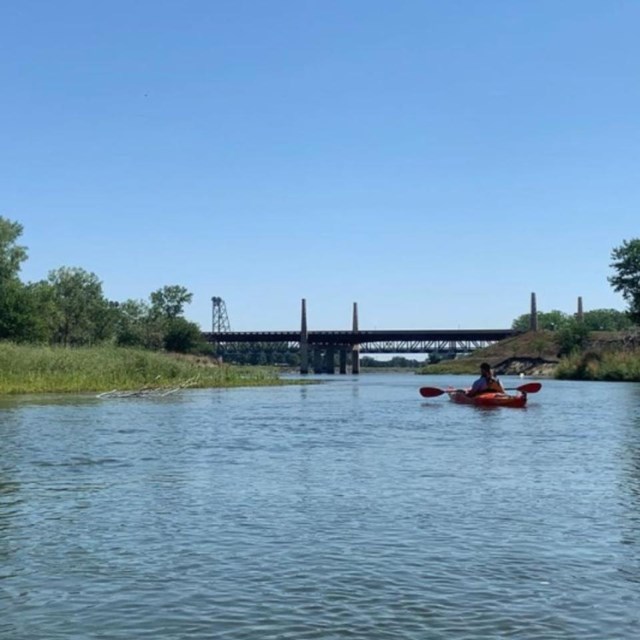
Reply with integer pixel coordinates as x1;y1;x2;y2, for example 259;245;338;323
422;331;561;376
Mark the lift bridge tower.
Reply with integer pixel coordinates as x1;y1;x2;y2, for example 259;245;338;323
211;297;231;332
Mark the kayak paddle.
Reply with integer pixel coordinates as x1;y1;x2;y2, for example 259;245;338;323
419;382;542;398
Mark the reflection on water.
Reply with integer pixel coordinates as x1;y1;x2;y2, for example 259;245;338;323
619;411;640;560
1;376;640;639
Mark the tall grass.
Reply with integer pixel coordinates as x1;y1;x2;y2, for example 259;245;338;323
0;342;284;394
555;349;640;381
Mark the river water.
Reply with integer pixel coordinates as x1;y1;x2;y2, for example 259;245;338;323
1;374;639;639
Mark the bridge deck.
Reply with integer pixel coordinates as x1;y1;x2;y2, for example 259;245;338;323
203;329;518;354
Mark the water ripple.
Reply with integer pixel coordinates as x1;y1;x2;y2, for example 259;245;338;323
1;377;639;638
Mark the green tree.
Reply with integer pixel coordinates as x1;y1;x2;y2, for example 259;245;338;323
150;285;193;320
511;310;570;331
0;216;27;282
581;308;633;331
557;319;591;356
0;217;41;342
46;267;112;346
609;238;640;323
0;280;39;342
24;280;59;342
114;299;152;347
163;317;203;353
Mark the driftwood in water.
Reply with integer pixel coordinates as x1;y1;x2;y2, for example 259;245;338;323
97;376;199;399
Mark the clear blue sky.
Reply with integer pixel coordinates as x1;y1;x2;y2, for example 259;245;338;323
2;1;638;331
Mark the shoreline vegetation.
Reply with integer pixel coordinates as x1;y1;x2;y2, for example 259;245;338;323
3;217;640;390
0;343;291;395
417;330;640;382
2;328;640;395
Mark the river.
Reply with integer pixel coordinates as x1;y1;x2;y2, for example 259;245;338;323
1;374;639;639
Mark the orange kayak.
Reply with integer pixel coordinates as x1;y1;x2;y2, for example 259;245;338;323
447;389;527;408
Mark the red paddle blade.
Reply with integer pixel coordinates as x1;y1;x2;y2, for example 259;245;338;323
516;382;542;393
419;387;446;397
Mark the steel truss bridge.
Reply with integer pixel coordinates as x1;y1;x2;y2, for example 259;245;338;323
203;329;516;354
203;328;519;373
204;295;537;374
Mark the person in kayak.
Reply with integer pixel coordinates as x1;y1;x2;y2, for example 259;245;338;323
467;362;505;397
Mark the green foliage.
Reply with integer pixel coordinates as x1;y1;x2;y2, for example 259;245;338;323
556;320;591;356
512;308;633;332
0;217;208;363
150;285;193;319
214;345;300;367
556;349;640;381
0;280;41;342
45;267;113;346
114;299;161;349
0;218;36;342
163;317;204;353
25;280;59;342
0;343;283;394
581;308;633;331
511;310;570;331
361;355;424;368
608;238;640;322
0;217;27;282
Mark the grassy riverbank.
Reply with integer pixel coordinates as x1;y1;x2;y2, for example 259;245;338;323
555;349;640;381
418;332;560;376
0;343;286;394
418;330;640;382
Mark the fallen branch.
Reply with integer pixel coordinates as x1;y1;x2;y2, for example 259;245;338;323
97;376;199;399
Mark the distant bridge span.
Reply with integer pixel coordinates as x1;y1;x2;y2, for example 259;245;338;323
203;296;538;374
203;328;517;353
203;328;519;373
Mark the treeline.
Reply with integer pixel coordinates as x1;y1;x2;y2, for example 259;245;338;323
510;308;633;332
509;237;640;334
360;356;425;368
219;346;300;367
1;217;203;353
4;214;640;363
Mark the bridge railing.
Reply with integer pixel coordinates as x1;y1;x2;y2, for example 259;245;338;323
202;329;519;353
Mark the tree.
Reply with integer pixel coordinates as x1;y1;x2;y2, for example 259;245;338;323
557;319;591;356
23;280;59;342
0;216;27;283
114;299;154;348
46;267;112;346
163;317;204;353
511;310;570;331
150;285;193;320
609;238;640;323
582;309;633;331
0;217;37;341
0;280;41;342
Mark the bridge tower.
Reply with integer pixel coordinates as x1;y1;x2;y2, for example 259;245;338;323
211;297;231;332
300;298;309;374
351;302;360;374
530;292;538;331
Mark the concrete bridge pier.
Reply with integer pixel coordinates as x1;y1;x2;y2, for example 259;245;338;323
351;302;360;375
530;292;538;331
300;298;309;374
299;299;361;374
339;348;348;374
324;347;336;374
313;348;323;373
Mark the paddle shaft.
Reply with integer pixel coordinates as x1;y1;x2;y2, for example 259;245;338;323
419;382;542;398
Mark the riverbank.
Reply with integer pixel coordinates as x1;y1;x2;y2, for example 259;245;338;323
0;343;288;394
418;331;560;377
418;330;640;382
